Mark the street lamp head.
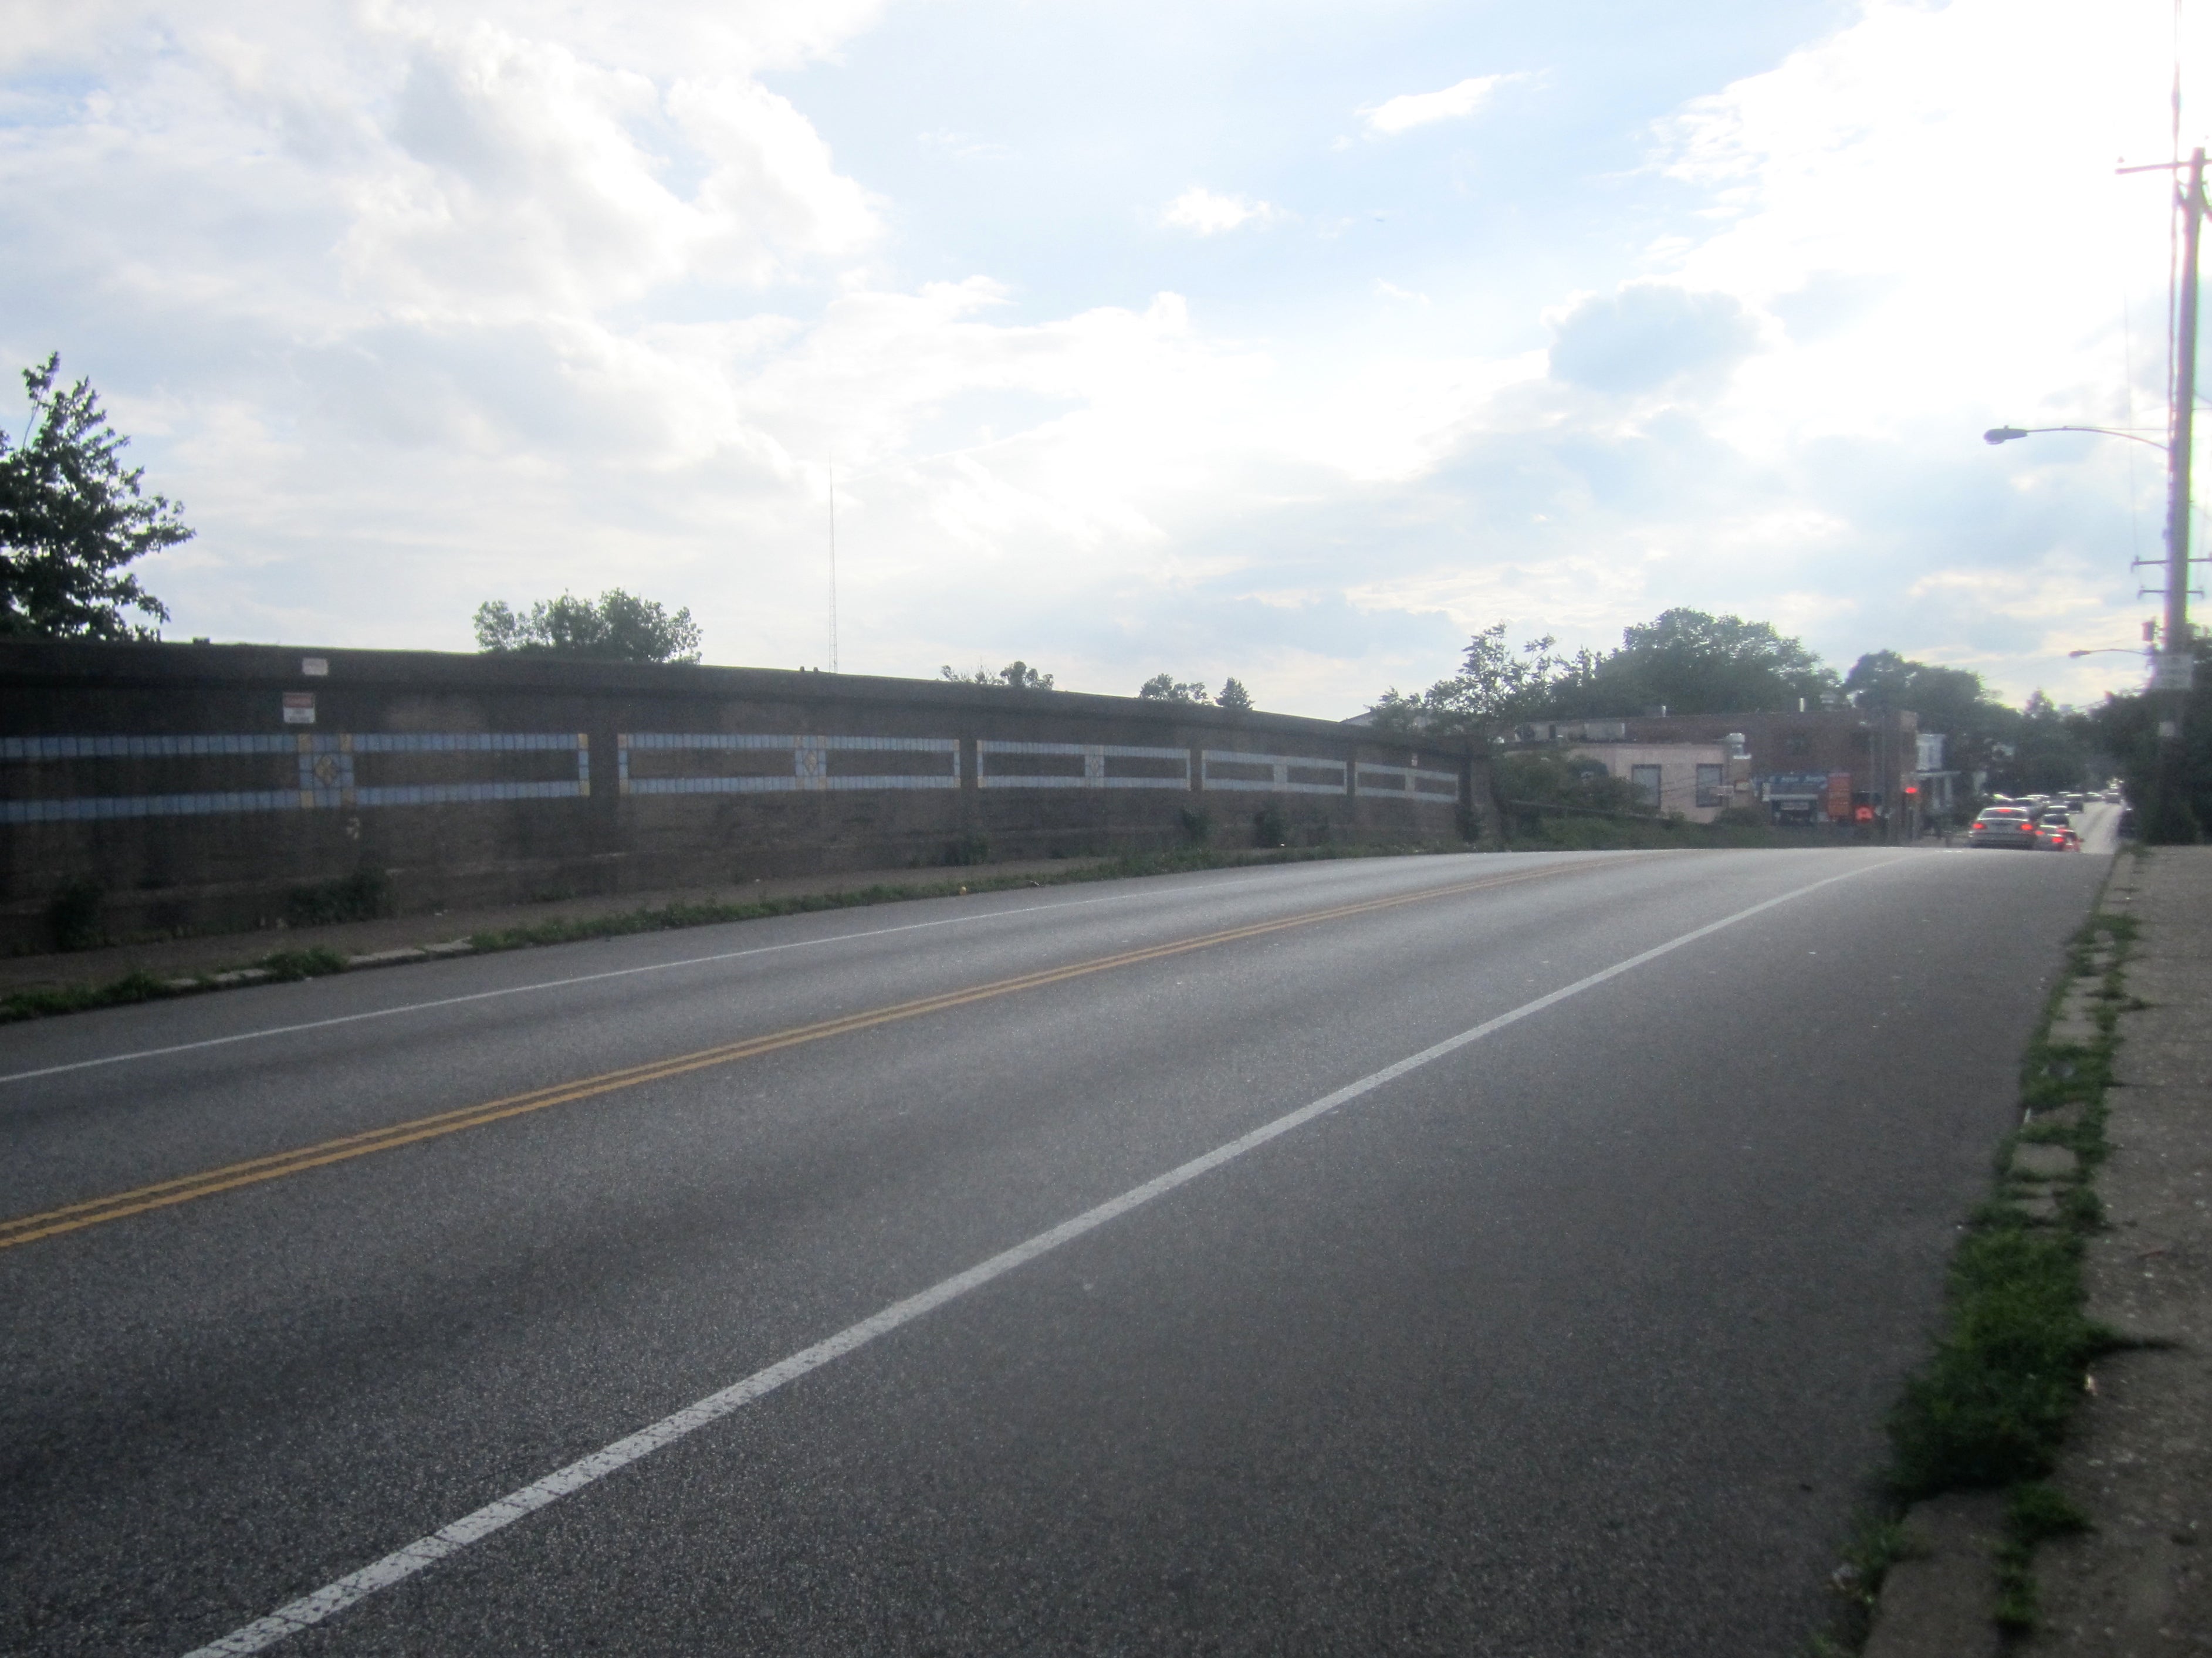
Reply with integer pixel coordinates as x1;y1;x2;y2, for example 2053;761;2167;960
1984;427;2028;444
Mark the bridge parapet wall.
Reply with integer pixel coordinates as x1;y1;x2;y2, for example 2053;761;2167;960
0;642;1474;949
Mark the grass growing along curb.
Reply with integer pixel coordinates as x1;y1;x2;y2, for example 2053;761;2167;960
258;948;352;981
0;969;180;1023
0;840;1454;1025
1994;1482;2092;1632
1821;902;2136;1650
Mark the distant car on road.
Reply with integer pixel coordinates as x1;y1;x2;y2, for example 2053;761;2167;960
1969;806;2042;850
2039;821;2081;852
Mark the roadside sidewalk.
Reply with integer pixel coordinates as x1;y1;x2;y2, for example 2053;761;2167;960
0;857;1107;1000
2027;848;2212;1653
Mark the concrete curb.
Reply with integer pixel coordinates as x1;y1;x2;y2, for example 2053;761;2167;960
2022;847;2212;1655
1862;1494;2005;1658
1854;848;2212;1654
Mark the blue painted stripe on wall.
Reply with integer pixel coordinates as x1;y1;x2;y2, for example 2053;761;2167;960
625;733;958;753
625;774;960;796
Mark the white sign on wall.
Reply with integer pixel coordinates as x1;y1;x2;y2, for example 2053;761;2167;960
282;693;316;725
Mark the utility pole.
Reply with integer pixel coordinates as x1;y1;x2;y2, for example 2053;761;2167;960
2154;147;2206;837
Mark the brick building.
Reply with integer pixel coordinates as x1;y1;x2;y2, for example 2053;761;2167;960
1513;707;1922;836
1555;737;1751;824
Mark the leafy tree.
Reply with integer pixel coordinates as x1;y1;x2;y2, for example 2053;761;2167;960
941;659;1056;690
1372;609;1838;736
0;353;188;639
1993;693;2095;796
474;589;702;663
1216;676;1253;713
1139;672;1210;703
1368;622;1565;738
1845;649;2019;787
2085;637;2211;840
1553;608;1837;716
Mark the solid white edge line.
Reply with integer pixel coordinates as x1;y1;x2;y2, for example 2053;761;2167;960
5;855;1486;1087
177;856;1892;1658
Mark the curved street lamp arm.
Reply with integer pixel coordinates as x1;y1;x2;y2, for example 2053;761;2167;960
1984;424;2170;452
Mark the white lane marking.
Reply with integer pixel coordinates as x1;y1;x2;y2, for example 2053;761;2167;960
4;858;1515;1087
178;856;1892;1657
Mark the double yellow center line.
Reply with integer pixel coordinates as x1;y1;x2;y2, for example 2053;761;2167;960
1;860;1616;1250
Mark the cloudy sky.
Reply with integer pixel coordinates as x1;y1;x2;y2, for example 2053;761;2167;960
0;0;2201;715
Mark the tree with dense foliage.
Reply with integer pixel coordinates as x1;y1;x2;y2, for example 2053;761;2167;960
1844;649;2021;788
474;589;702;663
1995;692;2097;796
1550;608;1839;716
2086;639;2212;840
1367;622;1567;738
941;660;1055;690
1215;676;1253;712
0;353;188;639
1371;609;1839;736
1138;672;1210;703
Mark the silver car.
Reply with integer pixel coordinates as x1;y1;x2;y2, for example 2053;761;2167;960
1967;806;2041;850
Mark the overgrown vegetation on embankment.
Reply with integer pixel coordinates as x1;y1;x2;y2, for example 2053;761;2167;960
1824;902;2137;1649
0;840;1457;1025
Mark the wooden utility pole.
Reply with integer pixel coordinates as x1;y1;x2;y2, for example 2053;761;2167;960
2150;147;2206;837
2162;147;2203;701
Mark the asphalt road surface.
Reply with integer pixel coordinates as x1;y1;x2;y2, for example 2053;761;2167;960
0;843;2110;1656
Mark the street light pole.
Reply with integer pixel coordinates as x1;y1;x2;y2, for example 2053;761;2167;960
1988;153;2208;834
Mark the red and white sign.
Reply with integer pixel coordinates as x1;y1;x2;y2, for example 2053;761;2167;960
282;692;316;726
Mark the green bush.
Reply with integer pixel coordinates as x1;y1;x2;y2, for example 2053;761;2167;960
45;879;106;952
283;869;390;928
940;834;990;867
1494;750;1646;814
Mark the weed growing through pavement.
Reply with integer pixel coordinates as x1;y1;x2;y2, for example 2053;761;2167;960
1993;1482;2091;1632
1814;1512;1923;1651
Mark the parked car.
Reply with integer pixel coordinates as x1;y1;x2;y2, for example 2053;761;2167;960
1968;806;2042;850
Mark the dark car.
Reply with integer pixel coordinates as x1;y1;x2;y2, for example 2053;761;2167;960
1967;806;2041;850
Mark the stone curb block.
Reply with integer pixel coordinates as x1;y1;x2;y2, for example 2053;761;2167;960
1862;1493;2004;1658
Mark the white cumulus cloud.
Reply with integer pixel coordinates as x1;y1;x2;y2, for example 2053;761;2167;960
1361;73;1517;136
1159;186;1279;235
